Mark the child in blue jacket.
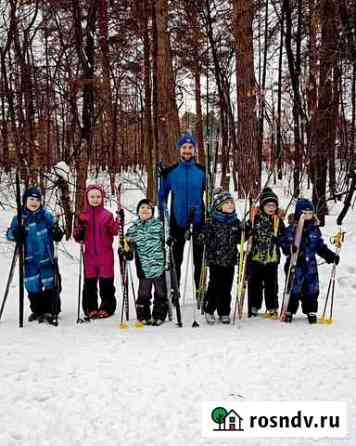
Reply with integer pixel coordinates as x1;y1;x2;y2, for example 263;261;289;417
280;198;339;323
7;187;64;323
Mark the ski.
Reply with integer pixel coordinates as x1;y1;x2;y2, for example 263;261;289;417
232;195;250;324
163;200;183;327
280;214;305;321
117;183;130;328
157;161;173;322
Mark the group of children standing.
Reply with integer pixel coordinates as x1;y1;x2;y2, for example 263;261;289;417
6;180;340;327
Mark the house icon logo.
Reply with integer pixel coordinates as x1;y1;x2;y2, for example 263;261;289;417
211;406;244;432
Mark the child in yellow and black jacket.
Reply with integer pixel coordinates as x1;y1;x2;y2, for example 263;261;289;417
247;188;285;318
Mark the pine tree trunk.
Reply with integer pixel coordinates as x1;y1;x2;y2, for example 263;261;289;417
310;0;338;225
154;0;180;165
232;0;259;197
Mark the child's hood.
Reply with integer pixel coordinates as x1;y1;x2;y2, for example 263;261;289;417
85;184;105;210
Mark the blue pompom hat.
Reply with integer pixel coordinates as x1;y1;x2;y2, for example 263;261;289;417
22;186;42;206
294;198;314;221
176;133;197;149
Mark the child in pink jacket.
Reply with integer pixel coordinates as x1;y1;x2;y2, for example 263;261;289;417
74;185;120;318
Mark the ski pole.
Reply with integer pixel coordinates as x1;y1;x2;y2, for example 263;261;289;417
0;244;19;321
320;230;344;324
52;241;60;326
76;242;89;323
119;262;129;329
15;172;24;328
77;242;83;323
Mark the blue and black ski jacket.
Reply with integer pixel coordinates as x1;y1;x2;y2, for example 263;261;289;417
159;160;206;230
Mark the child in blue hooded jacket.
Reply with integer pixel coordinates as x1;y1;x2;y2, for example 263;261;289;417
280;198;339;323
6;187;64;323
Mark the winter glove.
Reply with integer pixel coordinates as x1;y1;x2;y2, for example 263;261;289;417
73;225;86;242
118;237;134;260
118;246;133;261
78;212;89;225
319;245;339;264
53;223;64;242
324;251;339;265
166;236;176;247
11;226;26;244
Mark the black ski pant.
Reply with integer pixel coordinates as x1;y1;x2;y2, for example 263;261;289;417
205;265;234;317
28;288;61;315
170;222;204;291
83;277;117;316
288;284;318;315
248;261;279;312
136;273;168;321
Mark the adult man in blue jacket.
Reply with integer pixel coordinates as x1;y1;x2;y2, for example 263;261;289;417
159;133;206;291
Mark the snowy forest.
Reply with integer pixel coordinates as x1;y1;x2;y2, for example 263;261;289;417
1;0;356;222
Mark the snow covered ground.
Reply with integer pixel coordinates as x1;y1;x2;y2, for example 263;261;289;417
0;177;355;446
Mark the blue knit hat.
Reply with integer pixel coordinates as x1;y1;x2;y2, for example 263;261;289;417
22;186;42;206
176;133;196;149
294;198;314;221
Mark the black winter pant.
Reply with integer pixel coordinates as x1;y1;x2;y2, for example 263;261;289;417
288;285;318;315
83;277;117;316
136;273;168;321
28;288;61;315
248;261;279;312
205;265;234;316
170;221;204;290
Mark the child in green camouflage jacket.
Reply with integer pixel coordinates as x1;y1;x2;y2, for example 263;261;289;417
124;199;168;326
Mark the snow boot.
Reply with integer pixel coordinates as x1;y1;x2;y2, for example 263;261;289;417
250;307;258;317
205;313;216;325
38;313;54;324
283;312;293;323
220;315;231;324
28;313;41;322
307;312;317;324
152;319;164;326
265;309;279;320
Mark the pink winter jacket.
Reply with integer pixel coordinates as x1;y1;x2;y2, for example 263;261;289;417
74;185;119;278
